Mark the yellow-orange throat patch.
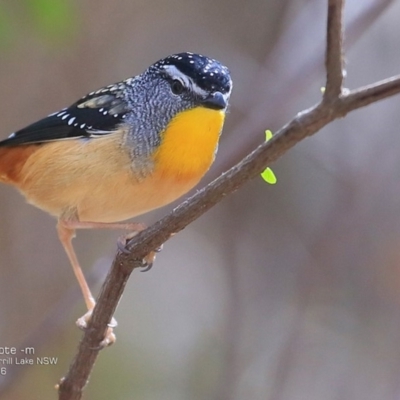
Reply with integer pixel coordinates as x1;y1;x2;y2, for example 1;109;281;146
154;107;225;180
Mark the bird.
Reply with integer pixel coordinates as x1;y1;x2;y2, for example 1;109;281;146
0;52;232;346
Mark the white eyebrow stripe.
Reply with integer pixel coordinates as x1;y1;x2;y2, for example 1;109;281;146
162;65;208;97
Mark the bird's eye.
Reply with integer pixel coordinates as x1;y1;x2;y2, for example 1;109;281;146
171;79;184;95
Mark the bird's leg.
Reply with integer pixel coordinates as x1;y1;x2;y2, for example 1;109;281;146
62;220;160;270
57;221;96;310
57;219;159;347
57;221;120;347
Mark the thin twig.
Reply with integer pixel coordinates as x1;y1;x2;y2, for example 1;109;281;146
324;0;344;101
58;1;400;398
339;75;400;111
220;0;393;174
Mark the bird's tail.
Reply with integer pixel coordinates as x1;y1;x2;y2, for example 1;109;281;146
0;145;37;184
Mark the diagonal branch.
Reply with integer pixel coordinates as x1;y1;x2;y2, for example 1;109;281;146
58;75;400;400
58;1;400;399
58;252;137;400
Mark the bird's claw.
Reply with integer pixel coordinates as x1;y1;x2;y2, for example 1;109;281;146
140;244;163;272
117;233;163;272
117;234;133;254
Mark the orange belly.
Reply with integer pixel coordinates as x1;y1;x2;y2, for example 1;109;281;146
0;134;202;222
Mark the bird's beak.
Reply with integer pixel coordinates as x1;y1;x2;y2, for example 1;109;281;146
202;92;227;110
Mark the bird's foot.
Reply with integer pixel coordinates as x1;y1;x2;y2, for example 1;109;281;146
117;232;163;272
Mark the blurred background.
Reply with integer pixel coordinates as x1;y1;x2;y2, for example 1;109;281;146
1;0;400;399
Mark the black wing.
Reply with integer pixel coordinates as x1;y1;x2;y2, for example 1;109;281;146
0;82;131;147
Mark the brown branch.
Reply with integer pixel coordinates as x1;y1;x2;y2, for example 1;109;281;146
58;254;139;400
58;1;400;398
324;0;344;101
219;0;391;175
